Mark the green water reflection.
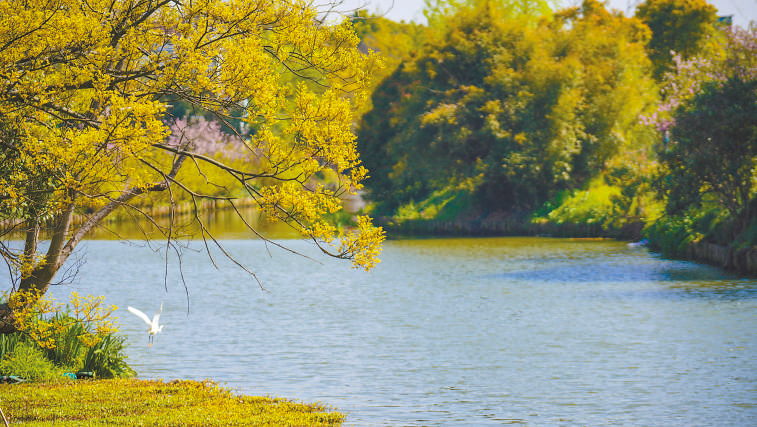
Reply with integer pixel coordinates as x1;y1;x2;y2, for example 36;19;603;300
7;207;303;241
95;208;302;240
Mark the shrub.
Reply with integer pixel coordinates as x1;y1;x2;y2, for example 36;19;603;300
644;204;745;257
0;292;135;380
645;213;700;257
80;334;136;379
545;181;621;228
0;342;66;381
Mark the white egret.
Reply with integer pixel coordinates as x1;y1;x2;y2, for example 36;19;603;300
127;303;164;346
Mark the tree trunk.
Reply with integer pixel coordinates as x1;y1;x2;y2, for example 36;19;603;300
0;302;16;334
0;202;76;334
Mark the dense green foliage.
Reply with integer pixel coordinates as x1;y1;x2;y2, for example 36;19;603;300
635;0;718;78
0;340;66;382
352;11;428;84
353;0;755;270
0;327;133;381
643;25;757;256
1;379;345;426
644;205;750;256
661;78;757;223
358;0;656;222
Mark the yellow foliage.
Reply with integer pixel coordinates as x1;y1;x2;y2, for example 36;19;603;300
339;216;386;271
0;0;383;277
6;290;118;350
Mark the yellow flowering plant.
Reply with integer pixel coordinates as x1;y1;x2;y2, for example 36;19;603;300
5;290;118;351
1;290;132;378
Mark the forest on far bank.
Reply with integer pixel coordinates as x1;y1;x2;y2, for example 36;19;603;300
352;0;757;264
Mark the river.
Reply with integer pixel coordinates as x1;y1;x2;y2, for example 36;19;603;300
28;237;757;425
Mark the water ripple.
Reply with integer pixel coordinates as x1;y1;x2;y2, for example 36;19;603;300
23;237;757;426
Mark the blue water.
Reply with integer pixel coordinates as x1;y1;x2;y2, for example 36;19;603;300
24;237;757;425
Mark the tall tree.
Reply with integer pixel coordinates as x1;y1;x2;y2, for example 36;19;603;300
662;79;757;223
357;0;656;218
635;0;718;78
652;26;757;232
424;0;555;31
0;0;384;333
350;10;428;113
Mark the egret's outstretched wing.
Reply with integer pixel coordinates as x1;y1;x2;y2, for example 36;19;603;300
151;303;163;327
128;306;153;326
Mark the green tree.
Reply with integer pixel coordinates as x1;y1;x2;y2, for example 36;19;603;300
350;10;428;114
648;25;757;246
358;0;656;219
659;78;757;230
635;0;718;79
352;10;427;78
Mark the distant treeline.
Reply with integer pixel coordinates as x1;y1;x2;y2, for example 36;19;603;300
352;0;757;274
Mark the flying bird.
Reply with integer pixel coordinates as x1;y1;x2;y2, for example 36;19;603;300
127;303;164;346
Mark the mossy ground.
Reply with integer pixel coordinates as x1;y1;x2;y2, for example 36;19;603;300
0;379;345;426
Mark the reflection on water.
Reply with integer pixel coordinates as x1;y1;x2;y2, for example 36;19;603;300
4;207;302;241
92;208;304;240
5;236;754;426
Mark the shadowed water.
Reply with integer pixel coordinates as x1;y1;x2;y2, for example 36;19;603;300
23;237;757;425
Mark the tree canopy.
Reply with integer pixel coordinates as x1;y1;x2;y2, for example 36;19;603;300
423;0;556;31
0;0;384;332
350;9;428;114
357;0;657;219
652;26;757;232
635;0;718;78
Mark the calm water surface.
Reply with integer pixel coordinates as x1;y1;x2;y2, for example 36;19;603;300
38;237;757;426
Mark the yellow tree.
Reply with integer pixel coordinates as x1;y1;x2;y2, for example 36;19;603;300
0;0;384;333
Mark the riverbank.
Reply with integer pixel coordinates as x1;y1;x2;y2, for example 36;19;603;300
0;379;345;426
377;214;644;241
378;216;757;277
679;240;757;276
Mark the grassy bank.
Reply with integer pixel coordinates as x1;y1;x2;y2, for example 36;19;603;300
380;213;757;275
0;295;346;426
0;379;345;426
378;216;642;240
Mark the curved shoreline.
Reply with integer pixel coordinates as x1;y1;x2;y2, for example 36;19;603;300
378;217;757;276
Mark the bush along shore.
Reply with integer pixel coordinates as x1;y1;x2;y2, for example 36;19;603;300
645;213;757;277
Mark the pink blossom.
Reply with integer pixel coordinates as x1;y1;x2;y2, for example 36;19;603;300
166;116;248;160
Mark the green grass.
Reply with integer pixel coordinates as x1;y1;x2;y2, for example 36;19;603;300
0;379;346;426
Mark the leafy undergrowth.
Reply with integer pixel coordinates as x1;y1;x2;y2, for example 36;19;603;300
1;379;345;426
